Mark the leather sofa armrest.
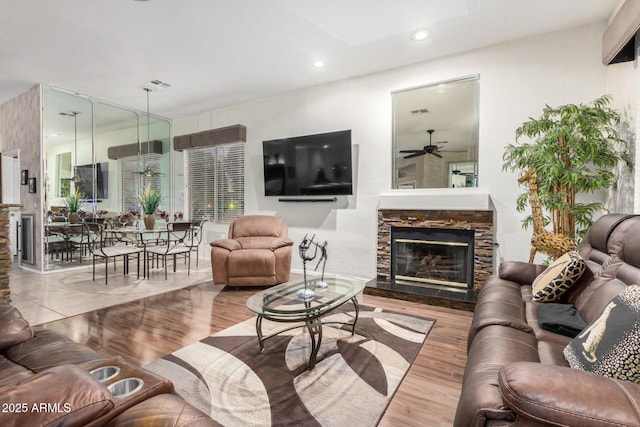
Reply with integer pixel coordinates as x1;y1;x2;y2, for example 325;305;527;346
499;362;640;426
0;364;113;427
270;238;293;251
210;238;241;251
105;394;219;427
498;261;546;286
0;304;33;351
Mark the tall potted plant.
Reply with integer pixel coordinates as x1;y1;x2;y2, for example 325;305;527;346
503;95;632;239
138;184;162;230
65;188;84;224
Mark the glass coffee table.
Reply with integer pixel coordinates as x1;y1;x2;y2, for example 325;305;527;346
246;275;366;370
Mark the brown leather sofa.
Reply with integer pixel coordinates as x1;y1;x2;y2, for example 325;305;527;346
0;304;217;426
210;215;293;286
455;213;640;426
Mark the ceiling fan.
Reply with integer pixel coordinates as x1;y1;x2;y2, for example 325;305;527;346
400;129;448;159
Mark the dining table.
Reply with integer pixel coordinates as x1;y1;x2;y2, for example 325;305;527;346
108;225;166;278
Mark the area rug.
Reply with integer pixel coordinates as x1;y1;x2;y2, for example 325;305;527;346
145;305;435;426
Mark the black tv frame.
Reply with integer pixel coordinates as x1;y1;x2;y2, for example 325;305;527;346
262;129;353;200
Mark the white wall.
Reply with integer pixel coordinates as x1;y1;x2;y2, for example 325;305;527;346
175;22;613;278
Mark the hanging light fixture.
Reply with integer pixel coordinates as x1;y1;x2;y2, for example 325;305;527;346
134;87;165;177
59;111;85;184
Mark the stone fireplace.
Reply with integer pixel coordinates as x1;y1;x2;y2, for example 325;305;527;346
368;194;494;310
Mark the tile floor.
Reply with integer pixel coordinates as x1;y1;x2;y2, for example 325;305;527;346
8;257;213;326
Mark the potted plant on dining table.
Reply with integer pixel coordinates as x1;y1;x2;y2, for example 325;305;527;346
65;188;84;224
138;184;162;230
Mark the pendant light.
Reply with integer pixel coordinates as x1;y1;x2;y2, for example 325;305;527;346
134;87;165;177
59;111;85;184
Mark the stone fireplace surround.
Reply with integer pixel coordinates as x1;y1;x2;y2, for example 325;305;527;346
365;190;495;311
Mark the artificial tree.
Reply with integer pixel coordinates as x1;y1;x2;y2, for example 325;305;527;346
503;95;632;239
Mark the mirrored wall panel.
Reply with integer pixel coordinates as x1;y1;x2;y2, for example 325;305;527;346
43;86;171;271
392;76;479;189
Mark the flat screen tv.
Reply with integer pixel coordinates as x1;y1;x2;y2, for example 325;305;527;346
263;130;353;197
74;162;108;199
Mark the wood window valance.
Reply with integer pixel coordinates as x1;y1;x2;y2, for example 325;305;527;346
603;0;640;64
107;140;163;160
173;124;246;151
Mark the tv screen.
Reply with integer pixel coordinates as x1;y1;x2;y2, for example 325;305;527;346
263;130;353;196
74;162;108;199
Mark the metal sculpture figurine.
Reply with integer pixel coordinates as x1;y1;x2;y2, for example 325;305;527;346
296;234;330;299
314;240;328;289
297;234;318;300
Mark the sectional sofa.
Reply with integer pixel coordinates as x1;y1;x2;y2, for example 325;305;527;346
455;213;640;426
0;304;216;426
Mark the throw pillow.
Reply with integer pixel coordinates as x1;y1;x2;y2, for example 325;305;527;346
537;303;587;338
532;251;585;302
564;285;640;383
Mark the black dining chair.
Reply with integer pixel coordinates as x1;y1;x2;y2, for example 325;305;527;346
87;223;144;284
187;219;207;267
68;223;94;262
145;222;192;280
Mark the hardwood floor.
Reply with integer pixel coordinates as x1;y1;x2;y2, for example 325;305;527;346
42;282;472;426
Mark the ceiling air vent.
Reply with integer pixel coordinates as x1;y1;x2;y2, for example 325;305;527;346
148;80;171;89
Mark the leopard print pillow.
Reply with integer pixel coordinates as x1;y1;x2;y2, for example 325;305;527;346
532;251;585;302
564;285;640;383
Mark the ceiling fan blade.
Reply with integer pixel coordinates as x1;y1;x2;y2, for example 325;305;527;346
431;152;443;159
399;150;424;154
133;166;166;177
403;152;426;159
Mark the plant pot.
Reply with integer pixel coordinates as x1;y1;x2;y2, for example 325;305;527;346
143;214;155;230
68;212;80;224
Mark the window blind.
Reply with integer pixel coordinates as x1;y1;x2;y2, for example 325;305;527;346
120;154;162;213
186;142;244;222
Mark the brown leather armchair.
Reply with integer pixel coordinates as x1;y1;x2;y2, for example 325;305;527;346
210;215;293;286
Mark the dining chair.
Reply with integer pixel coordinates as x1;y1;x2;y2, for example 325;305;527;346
187;219;207;267
68;223;93;262
44;226;68;261
145;222;192;280
87;223;143;284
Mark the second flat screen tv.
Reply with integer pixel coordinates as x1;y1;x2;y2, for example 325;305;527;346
263;130;353;197
74;162;108;199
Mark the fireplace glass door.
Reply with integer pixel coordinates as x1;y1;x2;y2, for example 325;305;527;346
391;227;474;293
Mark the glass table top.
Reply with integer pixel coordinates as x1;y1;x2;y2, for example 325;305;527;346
246;275;365;321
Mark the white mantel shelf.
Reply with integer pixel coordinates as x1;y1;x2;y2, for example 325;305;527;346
378;189;494;211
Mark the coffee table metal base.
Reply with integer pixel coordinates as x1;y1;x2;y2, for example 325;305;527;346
255;296;360;370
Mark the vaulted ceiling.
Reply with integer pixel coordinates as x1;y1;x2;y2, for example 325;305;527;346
0;0;621;119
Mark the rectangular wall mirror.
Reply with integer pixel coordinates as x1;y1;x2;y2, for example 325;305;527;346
392;75;479;189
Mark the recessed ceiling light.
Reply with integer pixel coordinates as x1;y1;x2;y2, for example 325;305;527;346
313;60;325;68
410;29;431;41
